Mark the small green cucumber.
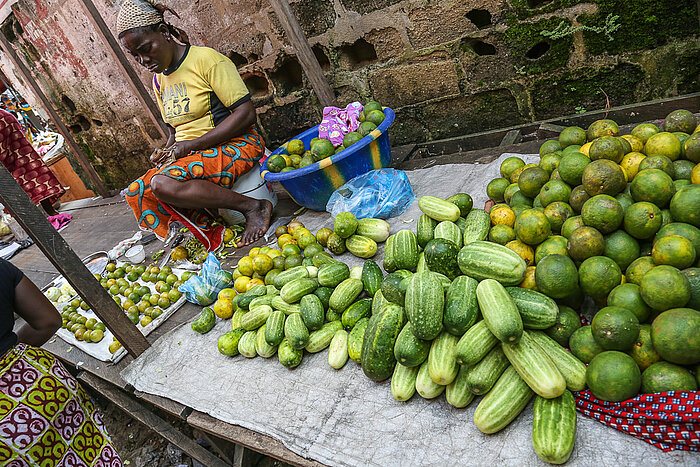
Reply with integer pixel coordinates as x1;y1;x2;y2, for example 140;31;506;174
328;330;349;369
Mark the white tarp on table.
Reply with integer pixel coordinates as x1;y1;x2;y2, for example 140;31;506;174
122;154;698;466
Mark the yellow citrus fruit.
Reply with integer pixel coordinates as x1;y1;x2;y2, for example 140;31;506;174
237;256;254;277
171;246;188;261
267;249;283;258
621;134;644;153
223;228;235;243
620;152;646;181
298;233;318;249
277;234;296;248
280;154;293;166
218;288;237;301
234;276;250;293
695;124;700;133
246;278;265;291
579;141;593;156
692;163;700;184
248;247;261;258
293;228;312;241
505;240;535;266
213;299;234;319
490;204;516;227
519;266;538;290
253;254;273;275
232;268;242;280
275;225;288;238
287;221;305;236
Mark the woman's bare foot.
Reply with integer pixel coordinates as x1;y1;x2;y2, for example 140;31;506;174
239;199;273;246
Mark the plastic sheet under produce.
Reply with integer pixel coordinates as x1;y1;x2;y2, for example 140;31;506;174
122;155;699;466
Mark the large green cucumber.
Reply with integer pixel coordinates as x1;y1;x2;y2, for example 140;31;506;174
305;320;343;353
300;294;325;331
341;298;372;329
240;305;273;331
444;275;479;336
383;233;397;273
532;391;577;465
392;230;420;271
191;307;215;334
255;324;277;358
455;320;499;366
428;330;460;385
237;285;267;310
505;287;559;329
361;259;384;297
317;262;350;287
476;279;523;344
434;221;463;248
473;366;534;434
348;317;369;363
415;360;445;399
418;195;461;222
249;294;274;310
270;295;301;314
371;289;388;316
405;272;444;341
417;214;437;248
381;270;412;306
501;330;566;399
424;238;461;280
217;329;245;356
356;218;391;242
393;322;430;367
457;240;527;285
446;365;474;409
529;331;587;392
346;235;378;258
391;363;419;402
238;330;258;358
284;313;310;350
329;278;363;312
361;303;406;382
462;209;490;244
328;330;349;369
280;278;318;304
264;309;285;346
416;252;428;273
467;345;509;395
273;266;309;290
278;338;303;368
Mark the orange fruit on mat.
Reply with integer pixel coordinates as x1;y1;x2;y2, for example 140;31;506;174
214;299;234;319
237;256;254;277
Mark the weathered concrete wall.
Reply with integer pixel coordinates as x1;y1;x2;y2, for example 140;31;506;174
0;0;698;189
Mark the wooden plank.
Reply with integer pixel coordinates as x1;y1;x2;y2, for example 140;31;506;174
187;410;326;467
270;0;337;107
0;32;109;198
134;390;191;419
537;123;567;139
78;373;230;467
499;129;522;147
0;164;149;356
77;0;167;141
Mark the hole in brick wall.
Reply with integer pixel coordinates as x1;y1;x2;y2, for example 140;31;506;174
526;41;550;59
12;18;23;38
312;44;330;70
228;51;248;67
338;38;378;70
248;53;259;62
527;0;553;8
465;9;492;29
92;119;103;126
76;115;91;131
468;40;496;56
61;95;77;113
243;74;270;97
270;57;303;94
1;20;16;42
68;124;81;133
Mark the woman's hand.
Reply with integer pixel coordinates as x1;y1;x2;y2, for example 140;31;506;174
168;140;197;159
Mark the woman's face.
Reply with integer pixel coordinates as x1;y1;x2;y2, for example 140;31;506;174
120;27;174;73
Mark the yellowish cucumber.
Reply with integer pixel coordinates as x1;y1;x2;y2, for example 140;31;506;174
328;330;349;369
391;363;419;402
501;331;566;399
446;365;474;409
415;360;445;399
473;366;534;434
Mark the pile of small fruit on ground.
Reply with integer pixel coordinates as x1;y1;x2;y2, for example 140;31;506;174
266;101;387;173
187;109;699;465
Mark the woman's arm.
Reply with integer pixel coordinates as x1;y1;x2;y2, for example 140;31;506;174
168;100;257;159
14;276;62;347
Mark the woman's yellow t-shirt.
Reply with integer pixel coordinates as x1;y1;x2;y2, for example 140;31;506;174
152;45;250;142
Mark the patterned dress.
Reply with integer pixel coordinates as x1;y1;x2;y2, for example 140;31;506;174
0;344;121;466
0;109;65;205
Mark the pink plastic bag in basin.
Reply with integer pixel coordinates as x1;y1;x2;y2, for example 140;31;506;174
318;102;364;147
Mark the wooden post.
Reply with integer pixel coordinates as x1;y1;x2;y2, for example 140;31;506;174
0;32;110;198
77;0;168;140
269;0;337;108
0;164;149;356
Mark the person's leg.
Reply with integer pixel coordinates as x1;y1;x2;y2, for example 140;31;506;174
151;175;272;245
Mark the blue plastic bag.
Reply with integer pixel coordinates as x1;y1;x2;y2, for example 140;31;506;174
326;169;415;219
179;253;232;306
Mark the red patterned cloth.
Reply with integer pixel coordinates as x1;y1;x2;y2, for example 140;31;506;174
575;390;700;452
0;109;65;205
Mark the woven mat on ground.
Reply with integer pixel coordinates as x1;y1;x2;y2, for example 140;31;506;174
122;154;699;466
